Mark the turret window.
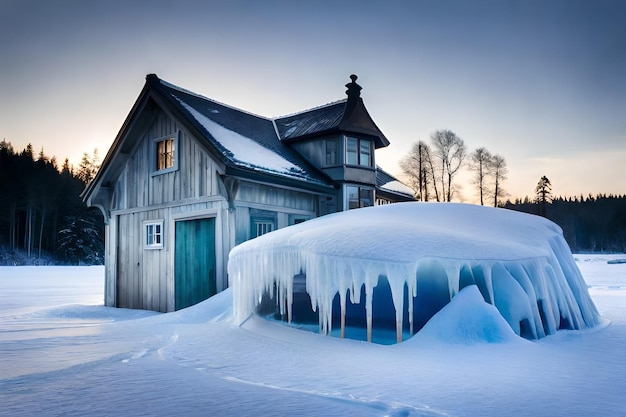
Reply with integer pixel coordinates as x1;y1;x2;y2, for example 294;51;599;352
345;136;372;167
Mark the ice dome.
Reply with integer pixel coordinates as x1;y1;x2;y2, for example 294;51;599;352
228;202;601;344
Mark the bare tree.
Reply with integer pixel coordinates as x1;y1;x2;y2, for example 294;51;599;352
468;147;492;205
400;141;434;201
491;154;508;207
430;130;466;202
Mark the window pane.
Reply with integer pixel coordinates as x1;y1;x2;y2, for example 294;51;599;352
360;188;373;207
146;225;154;245
359;140;371;167
166;139;174;168
156;138;175;170
325;139;337;165
255;221;274;237
346;137;358;165
347;185;359;210
156;142;164;170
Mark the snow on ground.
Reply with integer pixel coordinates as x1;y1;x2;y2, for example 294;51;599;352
1;256;625;416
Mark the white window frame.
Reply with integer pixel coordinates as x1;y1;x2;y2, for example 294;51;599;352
254;221;274;238
144;220;164;249
152;132;180;176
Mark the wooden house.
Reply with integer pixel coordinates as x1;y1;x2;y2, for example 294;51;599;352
82;74;414;312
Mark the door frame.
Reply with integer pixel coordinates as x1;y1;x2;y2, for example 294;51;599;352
169;208;223;312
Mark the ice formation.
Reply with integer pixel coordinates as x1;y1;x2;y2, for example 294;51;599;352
409;285;521;344
228;203;601;343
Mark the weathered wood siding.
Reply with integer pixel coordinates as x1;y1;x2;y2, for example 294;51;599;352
112;109;221;211
105;108;321;312
233;183;318;245
106;109;230;312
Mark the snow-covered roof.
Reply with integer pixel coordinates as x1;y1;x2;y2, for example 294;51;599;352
229;202;600;343
379;180;414;197
375;166;414;199
175;98;311;180
157;77;332;187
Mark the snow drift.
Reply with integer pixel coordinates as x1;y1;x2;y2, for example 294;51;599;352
228;203;600;343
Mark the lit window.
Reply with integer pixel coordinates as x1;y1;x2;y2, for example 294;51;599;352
346;185;374;210
156;138;175;171
145;221;164;249
345;136;372;167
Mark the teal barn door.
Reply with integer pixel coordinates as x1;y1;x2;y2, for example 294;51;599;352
174;218;217;310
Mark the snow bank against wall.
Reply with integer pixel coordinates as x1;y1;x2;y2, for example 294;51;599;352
228;203;601;344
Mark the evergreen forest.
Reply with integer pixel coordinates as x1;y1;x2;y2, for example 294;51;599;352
504;195;626;253
0;141;104;265
1;140;624;265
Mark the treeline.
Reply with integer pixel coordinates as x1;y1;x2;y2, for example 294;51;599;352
504;194;626;253
0;140;103;265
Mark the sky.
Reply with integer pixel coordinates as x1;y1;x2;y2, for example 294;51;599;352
1;0;625;201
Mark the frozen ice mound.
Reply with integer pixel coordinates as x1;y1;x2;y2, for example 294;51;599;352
411;285;521;344
228;202;601;344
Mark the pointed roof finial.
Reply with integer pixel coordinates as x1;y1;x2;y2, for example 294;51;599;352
345;74;362;99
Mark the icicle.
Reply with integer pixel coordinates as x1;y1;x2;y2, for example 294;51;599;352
407;271;417;335
286;274;293;324
386;267;406;344
340;288;346;338
444;261;461;300
363;268;380;343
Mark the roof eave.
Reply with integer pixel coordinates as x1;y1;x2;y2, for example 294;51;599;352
225;165;334;194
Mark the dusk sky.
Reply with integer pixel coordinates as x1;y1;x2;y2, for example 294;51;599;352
1;0;625;201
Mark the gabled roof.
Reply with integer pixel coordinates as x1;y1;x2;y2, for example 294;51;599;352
274;75;390;148
83;74;402;215
151;76;331;188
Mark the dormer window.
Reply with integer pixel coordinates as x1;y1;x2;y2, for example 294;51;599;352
345;136;372;167
152;132;179;175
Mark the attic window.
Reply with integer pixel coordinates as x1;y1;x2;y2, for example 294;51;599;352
156;138;174;170
152;132;179;175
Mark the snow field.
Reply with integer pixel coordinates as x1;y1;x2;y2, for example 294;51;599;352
1;255;625;416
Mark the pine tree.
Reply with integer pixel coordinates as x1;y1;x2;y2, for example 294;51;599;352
535;176;552;217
